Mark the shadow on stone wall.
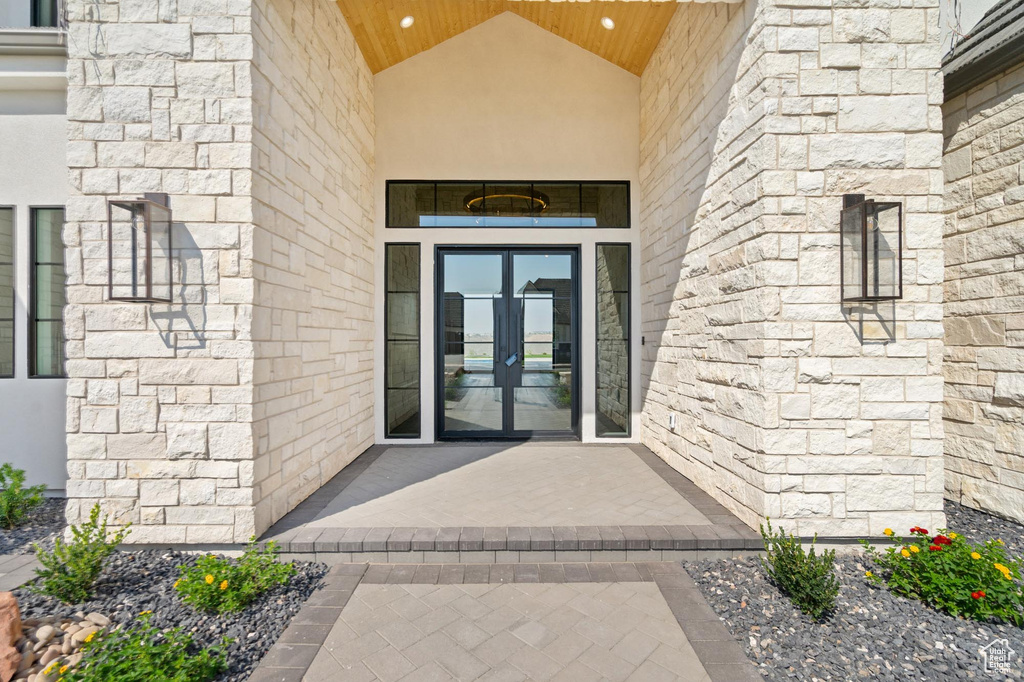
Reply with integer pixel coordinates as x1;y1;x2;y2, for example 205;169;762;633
150;223;207;350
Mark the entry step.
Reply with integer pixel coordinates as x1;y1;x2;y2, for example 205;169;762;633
260;523;762;555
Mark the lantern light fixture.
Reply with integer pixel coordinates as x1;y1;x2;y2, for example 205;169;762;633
107;193;173;303
840;194;903;303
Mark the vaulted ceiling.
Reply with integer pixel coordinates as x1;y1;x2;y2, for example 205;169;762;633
334;0;683;76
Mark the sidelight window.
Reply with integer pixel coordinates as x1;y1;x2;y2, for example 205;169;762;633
596;243;630;437
0;208;13;378
385;244;421;438
30;207;65;378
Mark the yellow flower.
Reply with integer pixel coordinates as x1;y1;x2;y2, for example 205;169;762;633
884;528;894;537
60;665;69;674
220;580;228;590
174;580;181;588
910;545;920;553
865;571;873;578
971;552;981;560
85;632;95;643
997;539;1005;545
949;532;958;539
205;574;215;584
995;563;1007;572
901;549;911;558
44;662;58;675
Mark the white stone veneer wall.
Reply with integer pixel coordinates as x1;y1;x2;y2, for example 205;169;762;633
65;0;259;543
943;62;1024;525
250;0;374;533
640;0;946;536
65;0;372;541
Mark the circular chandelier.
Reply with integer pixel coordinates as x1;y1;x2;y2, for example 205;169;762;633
463;187;550;215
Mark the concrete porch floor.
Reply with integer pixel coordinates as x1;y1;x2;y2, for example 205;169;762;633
261;443;761;563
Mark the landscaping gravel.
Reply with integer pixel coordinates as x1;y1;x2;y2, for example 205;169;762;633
946;499;1024;558
686;503;1024;680
0;497;66;555
13;550;328;682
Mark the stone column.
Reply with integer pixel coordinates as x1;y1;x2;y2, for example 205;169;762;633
640;0;946;536
65;0;258;543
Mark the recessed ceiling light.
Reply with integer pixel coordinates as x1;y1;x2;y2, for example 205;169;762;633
601;17;615;30
400;15;414;29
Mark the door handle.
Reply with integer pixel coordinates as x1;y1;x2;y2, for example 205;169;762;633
504;352;518;367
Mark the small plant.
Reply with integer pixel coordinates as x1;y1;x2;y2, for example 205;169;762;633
0;463;46;529
862;527;1024;626
57;612;228;682
760;518;839;620
175;539;295;614
31;503;130;604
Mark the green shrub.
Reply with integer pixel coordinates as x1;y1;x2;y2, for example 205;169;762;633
56;612;228;682
760;518;840;620
175;539;295;614
862;526;1024;626
0;463;46;530
31;503;130;604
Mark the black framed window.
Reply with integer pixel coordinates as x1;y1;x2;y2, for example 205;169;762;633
386;181;630;228
30;207;65;378
596;244;630;437
31;0;59;27
0;208;13;378
385;244;420;437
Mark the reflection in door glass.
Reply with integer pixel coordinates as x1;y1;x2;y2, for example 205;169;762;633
596;244;630;437
512;253;572;432
442;253;504;433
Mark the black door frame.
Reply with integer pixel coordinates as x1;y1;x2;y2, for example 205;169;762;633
434;245;581;440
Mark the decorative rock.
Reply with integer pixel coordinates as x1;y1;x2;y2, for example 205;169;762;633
31;628;53;647
0;595;21;682
84;614;109;628
37;649;59;668
70;628;98;646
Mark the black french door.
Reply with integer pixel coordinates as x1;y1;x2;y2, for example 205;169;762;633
436;247;579;439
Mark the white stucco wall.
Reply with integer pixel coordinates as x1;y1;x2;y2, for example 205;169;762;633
0;56;69;491
373;12;642;443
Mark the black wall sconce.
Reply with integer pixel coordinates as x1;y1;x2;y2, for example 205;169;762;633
107;193;173;303
840;194;902;303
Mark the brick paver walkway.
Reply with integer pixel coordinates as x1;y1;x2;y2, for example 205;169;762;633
250;562;759;682
308;444;710;528
308;582;704;681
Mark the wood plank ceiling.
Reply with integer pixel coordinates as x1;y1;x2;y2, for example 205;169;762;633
335;0;681;76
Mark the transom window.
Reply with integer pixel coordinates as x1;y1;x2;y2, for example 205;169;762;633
386;181;629;228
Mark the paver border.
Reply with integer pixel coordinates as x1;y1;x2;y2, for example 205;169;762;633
0;554;41;592
250;561;760;682
259;443;764;558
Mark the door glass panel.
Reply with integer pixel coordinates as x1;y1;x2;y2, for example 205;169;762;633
442;252;504;433
512;253;572;433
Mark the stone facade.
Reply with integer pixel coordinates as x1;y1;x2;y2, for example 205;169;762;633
249;0;375;535
639;0;946;536
65;0;955;543
64;0;372;542
943;61;1024;524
